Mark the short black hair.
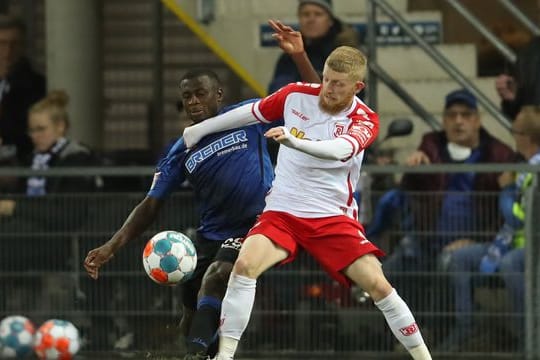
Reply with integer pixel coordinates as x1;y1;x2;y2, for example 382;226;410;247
0;14;26;34
179;69;222;87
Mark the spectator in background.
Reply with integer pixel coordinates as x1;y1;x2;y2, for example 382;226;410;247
381;89;514;320
442;105;540;352
495;36;540;121
267;0;360;93
0;90;100;232
0;14;46;162
0;90;100;319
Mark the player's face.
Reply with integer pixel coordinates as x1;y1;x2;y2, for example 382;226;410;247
319;67;363;115
298;4;333;40
179;76;223;123
443;103;481;148
28;111;66;152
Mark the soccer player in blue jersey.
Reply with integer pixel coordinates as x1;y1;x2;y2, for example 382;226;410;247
84;20;320;359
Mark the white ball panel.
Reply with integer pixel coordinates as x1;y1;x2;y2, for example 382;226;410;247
146;252;161;268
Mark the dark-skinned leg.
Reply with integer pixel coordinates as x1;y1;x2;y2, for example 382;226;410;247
185;260;233;357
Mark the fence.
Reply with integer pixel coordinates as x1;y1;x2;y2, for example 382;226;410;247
0;166;538;359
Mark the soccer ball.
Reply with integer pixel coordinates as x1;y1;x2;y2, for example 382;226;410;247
143;230;197;285
33;319;80;360
0;315;35;358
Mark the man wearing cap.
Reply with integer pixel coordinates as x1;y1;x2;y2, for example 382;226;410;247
267;0;360;93
380;89;514;348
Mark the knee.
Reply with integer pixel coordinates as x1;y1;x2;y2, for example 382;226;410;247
499;253;520;274
233;255;259;279
364;274;393;301
200;261;233;297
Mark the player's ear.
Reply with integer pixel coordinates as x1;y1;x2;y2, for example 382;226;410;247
216;87;224;104
355;81;365;93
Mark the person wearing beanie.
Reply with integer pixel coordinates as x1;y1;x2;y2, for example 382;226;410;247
268;0;360;93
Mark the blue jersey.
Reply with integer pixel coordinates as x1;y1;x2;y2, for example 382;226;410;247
148;99;274;240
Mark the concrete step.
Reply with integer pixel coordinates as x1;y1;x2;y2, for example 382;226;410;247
217;0;408;18
375;77;499;115
376;43;476;81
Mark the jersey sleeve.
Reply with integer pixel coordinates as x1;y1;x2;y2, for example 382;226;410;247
340;107;380;158
252;83;317;124
147;138;187;199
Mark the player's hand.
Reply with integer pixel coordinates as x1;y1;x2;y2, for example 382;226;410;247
269;19;304;55
495;74;516;101
498;171;515;188
84;243;115;280
265;126;295;147
405;150;430;166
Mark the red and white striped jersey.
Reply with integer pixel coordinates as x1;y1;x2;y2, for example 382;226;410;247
251;82;379;219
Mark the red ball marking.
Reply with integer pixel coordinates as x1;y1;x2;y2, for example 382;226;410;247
42;333;54;347
143;241;154;258
56;337;70;352
41;321;54;333
150;268;168;283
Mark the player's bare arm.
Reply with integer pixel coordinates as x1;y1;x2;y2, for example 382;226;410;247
84;196;164;279
269;19;320;84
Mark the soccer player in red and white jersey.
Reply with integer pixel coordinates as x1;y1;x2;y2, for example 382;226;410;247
184;46;432;360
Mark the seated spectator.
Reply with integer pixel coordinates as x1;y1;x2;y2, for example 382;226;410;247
0;89;100;233
0;90;100;321
0;14;46;162
495;36;540;121
442;105;540;351
379;90;515;337
267;0;360;93
387;89;514;271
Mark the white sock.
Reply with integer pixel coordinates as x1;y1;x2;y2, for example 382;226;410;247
375;288;431;359
217;274;257;358
409;344;432;360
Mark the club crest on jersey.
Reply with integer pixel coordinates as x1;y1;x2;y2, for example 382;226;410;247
333;123;345;137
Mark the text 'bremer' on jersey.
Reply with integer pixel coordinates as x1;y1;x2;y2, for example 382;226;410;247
251;82;379;219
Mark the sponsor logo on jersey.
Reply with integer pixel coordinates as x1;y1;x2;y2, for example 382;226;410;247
290;127;309;140
291;108;310;121
185;130;248;173
221;238;243;251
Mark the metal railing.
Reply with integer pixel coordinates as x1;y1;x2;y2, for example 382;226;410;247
0;166;538;358
368;0;513;131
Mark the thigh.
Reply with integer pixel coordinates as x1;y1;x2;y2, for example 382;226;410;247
343;253;391;300
300;215;384;286
448;243;488;271
235;233;289;278
245;211;301;265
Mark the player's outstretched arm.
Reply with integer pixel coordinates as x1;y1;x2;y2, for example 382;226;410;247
269;19;320;84
84;196;164;279
265;126;354;160
183;103;257;147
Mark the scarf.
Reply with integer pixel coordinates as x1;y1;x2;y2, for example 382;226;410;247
26;137;68;196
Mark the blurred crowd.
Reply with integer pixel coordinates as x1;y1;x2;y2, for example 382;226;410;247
1;0;540;354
